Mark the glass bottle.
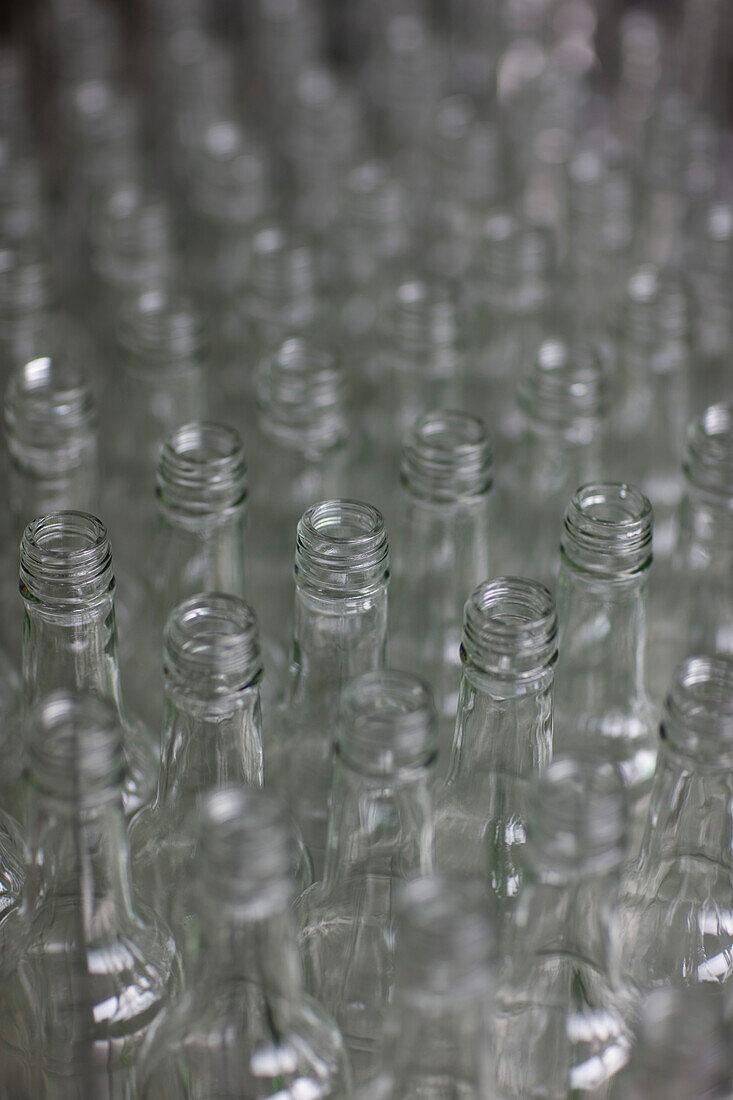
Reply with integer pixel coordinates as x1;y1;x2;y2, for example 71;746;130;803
610;985;733;1099
501;338;609;588
20;691;178;1099
390;410;493;766
268;499;390;877
248;339;352;652
130;592;311;937
13;511;158;819
138;786;351;1099
689;200;732;415
552;482;657;840
435;578;557;920
297;669;437;1085
493;756;633;1098
354;874;497;1100
621;655;733;992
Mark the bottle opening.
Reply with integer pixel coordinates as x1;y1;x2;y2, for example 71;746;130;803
561;482;653;577
337;670;437;776
519;339;608;426
401;410;493;502
164;593;262;698
461;576;558;680
117;285;208;367
257;338;347;452
683;403;733;502
5;356;97;471
20;511;114;608
157;420;247;524
295;499;390;599
661;655;733;761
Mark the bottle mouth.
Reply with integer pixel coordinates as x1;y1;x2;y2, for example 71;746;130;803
27;691;125;810
385;280;459;369
256;339;347;452
116;286;209;369
5;356;97;472
527;756;628;877
461;577;558;682
661;655;733;763
164;593;262;699
683;403;733;504
479;211;553;303
622;264;691;348
337;670;438;776
519;339;608;426
157;421;247;525
20;511;114;609
561;482;653;577
295;499;390;600
401;410;493;503
250;225;316;307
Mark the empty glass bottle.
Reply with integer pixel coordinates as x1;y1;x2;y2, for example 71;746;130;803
268;499;390;877
621;655;733;991
552;482;657;840
138;786;351;1099
689;200;732;415
493;756;633;1098
21;691;178;1098
130;592;311;937
354;874;497;1100
435;578;557;924
610;985;733;1099
13;511;158;818
297;670;437;1084
390;410;493;764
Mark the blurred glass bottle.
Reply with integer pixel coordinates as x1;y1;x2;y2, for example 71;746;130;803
435;578;557;920
248;339;352;653
269;500;390;878
130;593;310;940
297;670;437;1085
501;338;608;587
621;655;733;992
19;691;177;1098
689;200;733;415
553;483;657;841
139;787;349;1098
0;242;59;380
353;874;497;1100
493;757;632;1098
610;985;733;1100
13;511;158;819
390;410;493;764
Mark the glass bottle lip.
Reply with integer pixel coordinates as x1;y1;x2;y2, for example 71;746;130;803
249;224;316;307
336;669;438;777
116;285;209;372
382;279;460;373
518;339;609;427
661;655;733;763
461;576;558;681
26;691;125;811
561;482;653;577
5;355;97;472
683;403;733;505
527;756;628;878
256;338;347;453
157;421;247;526
195;786;293;913
164;593;262;700
478;210;554;305
20;511;114;610
294;499;390;600
401;409;493;503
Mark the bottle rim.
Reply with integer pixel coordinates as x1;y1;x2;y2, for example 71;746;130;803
661;655;733;762
337;669;438;777
401;409;493;503
5;355;98;471
518;339;608;426
295;499;390;599
20;511;114;609
116;285;209;371
256;338;347;453
164;592;262;699
461;576;558;680
157;420;247;525
561;482;653;577
683;403;733;504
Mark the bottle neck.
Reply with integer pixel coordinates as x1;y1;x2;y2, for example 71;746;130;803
22;594;125;719
195;900;303;1002
155;511;247;606
322;752;434;888
157;685;264;813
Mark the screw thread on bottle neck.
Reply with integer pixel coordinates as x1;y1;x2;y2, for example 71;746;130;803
20;511;114;610
461;577;558;684
401;410;493;503
661;655;733;764
683;403;733;505
164;593;262;705
561;482;653;578
5;356;97;474
294;499;390;601
257;339;347;453
337;670;437;778
519;339;608;429
157;421;247;528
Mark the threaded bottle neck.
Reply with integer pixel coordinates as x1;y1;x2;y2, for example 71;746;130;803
387;280;460;372
519;339;608;429
294;499;390;602
249;226;316;317
479;211;553;307
343;160;407;257
400;410;493;503
621;264;691;351
561;482;653;578
5;356;97;474
661;655;733;765
156;421;247;529
461;577;558;685
257;339;347;454
164;593;262;706
20;511;114;611
116;286;209;374
337;670;437;778
683;403;733;506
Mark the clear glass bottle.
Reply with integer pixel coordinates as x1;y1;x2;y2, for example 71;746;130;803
21;691;178;1098
552;482;657;840
14;511;158;819
248;339;352;652
493;756;633;1098
297;670;437;1085
610;985;733;1099
138;786;351;1099
689;200;732;415
130;592;311;936
500;338;608;588
390;410;493;765
268;500;390;877
621;655;733;992
354;874;497;1100
435;578;557;918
